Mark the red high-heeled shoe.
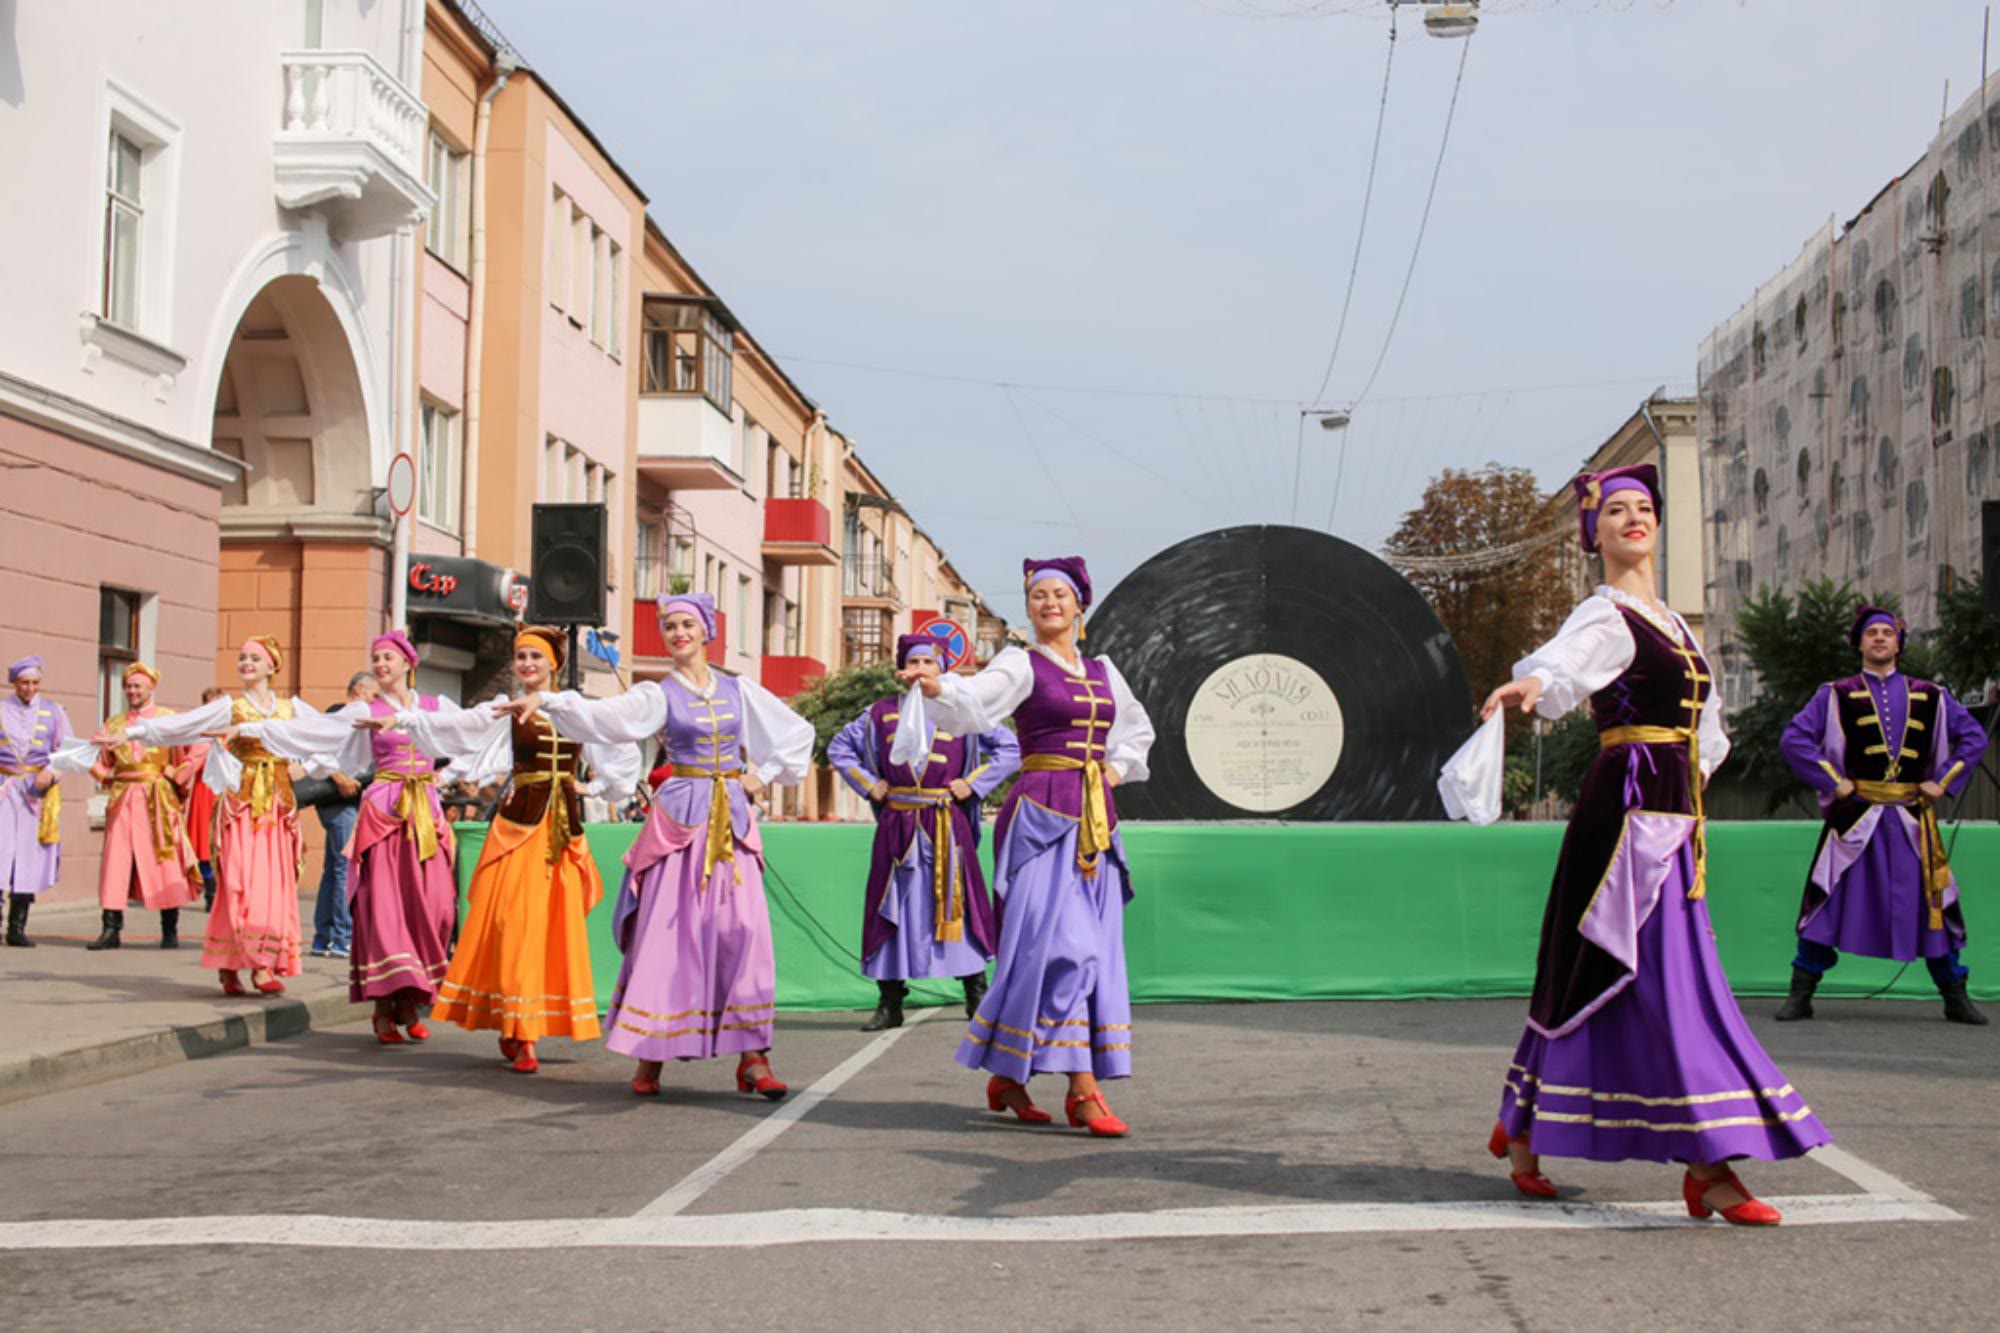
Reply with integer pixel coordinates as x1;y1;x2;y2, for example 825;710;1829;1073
218;970;246;997
632;1061;662;1097
403;1020;430;1042
253;973;285;996
986;1075;1053;1124
1684;1169;1781;1226
1487;1120;1558;1199
510;1041;539;1074
735;1053;788;1100
371;1013;405;1046
1065;1090;1128;1138
498;1036;522;1062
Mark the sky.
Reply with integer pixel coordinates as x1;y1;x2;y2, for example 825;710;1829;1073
476;0;2000;613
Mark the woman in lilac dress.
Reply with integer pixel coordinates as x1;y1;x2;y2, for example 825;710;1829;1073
245;631;459;1045
903;557;1154;1137
1481;465;1830;1226
514;592;814;1100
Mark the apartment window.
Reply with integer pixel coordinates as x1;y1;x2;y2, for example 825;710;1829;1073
603;472;620;588
736;575;752;655
843;607;889;665
98;588;142;719
607;242;624;360
548;190;568;310
569;207;589;327
703;554;717;596
417;401;462;533
670;536;694;584
589;226;610;347
103;131;144;327
542;436;561;499
640;298;733;413
426;133;469;269
765;592;799;656
635;519;663;600
717;561;729;607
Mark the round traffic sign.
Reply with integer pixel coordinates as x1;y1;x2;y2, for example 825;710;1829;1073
913;615;970;671
386;451;417;518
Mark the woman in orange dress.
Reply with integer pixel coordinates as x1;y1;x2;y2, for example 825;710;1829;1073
377;627;634;1073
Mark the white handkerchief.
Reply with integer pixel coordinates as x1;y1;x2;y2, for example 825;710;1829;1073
1438;711;1506;826
888;682;933;768
47;739;103;777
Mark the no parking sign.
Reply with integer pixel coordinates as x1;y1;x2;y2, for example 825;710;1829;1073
911;614;970;670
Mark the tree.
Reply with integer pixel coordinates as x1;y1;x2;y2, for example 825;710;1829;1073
1923;574;2000;702
788;660;901;764
1384;464;1573;710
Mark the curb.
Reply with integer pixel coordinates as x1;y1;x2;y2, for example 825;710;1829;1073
0;988;368;1108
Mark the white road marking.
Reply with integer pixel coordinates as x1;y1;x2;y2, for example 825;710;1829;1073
634;1006;941;1219
1807;1144;1961;1220
0;1192;1959;1252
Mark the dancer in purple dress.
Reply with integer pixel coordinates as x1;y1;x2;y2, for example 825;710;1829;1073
829;634;1020;1030
1481;465;1830;1226
1773;606;1988;1025
2;655;71;948
517;592;814;1100
247;631;461;1045
903;557;1154;1138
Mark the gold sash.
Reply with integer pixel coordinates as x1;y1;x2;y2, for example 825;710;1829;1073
513;768;577;867
2;766;60;845
1019;754;1111;878
1850;779;1953;930
668;764;744;887
1599;724;1707;899
383;771;441;863
110;763;183;862
886;784;964;942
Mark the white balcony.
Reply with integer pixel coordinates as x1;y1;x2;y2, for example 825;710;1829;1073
274;51;434;241
637;395;741;490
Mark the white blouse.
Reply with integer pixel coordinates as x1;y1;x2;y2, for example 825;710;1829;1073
539;673;815;788
388;697;642;803
927;644;1155;784
122;693;332;794
1512;587;1730;778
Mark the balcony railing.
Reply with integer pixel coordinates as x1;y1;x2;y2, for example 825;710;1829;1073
762;498;839;567
842;555;899;602
761;655;828;698
274;50;433;240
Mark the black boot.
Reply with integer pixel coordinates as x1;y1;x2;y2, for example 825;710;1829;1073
159;908;180;950
960;971;989;1020
5;894;34;948
861;980;906;1032
1774;966;1819;1021
1940;979;1989;1026
86;909;124;951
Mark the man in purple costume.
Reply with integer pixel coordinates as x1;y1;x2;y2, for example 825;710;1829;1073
1775;605;1988;1025
829;634;1020;1031
2;655;71;948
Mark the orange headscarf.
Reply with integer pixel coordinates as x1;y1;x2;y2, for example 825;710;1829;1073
514;625;566;670
242;636;284;674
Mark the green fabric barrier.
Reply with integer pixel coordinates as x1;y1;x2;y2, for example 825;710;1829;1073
452;821;1998;1012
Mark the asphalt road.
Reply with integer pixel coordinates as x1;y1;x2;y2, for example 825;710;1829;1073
1;996;1993;1331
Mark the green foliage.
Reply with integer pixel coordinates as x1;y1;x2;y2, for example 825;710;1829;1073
1725;577;1928;812
1923;575;2000;701
667;572;693;596
789;660;901;764
1501;710;1600;812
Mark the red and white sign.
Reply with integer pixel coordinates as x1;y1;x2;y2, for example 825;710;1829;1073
911;614;970;671
386;451;417;518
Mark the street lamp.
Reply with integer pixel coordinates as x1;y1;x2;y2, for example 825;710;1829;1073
1389;0;1480;39
1290;408;1355;524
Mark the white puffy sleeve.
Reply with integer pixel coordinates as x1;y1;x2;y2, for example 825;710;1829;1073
398;698;513;786
1512;596;1635;719
1100;657;1154;785
542;683;668;745
238;700;371;777
929;646;1035;734
122;695;234;748
740;677;815;787
1689;623;1731;778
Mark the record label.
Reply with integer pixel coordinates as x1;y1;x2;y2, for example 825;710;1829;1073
1184;653;1344;812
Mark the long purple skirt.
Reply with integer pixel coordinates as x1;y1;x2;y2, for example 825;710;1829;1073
345;798;456;1004
1802;805;1965;960
955;802;1131;1082
863;843;991;981
603;812;776;1063
1499;838;1831;1164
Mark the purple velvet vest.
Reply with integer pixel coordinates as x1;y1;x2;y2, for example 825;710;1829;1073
660;673;747;770
1832;673;1937;783
995;650;1120;845
368;695;441;778
868;696;972;788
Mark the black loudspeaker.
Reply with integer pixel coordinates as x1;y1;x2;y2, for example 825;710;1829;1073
1985;501;2000;621
529;503;607;626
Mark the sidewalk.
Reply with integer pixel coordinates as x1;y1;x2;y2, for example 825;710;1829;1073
0;894;366;1106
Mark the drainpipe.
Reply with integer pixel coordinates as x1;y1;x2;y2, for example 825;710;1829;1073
388;0;425;630
1639;393;1670;610
461;50;517;555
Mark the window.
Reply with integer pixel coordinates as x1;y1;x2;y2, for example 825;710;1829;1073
569;206;589;327
743;418;763;493
542;436;561;499
843;607;890;665
548;189;568;310
671;536;694;584
426;133;469;269
640;298;733;412
98;588;142;719
104;131;144;327
737;575;752;655
417;401;461;533
589;226;609;347
607;242;624;360
703;554;717;595
635;519;663;600
603;472;619;588
765;592;799;656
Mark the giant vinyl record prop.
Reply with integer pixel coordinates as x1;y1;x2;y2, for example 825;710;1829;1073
1088;526;1468;821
